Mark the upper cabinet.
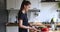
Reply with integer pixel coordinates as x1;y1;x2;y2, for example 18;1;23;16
7;0;40;10
7;0;23;10
7;0;16;9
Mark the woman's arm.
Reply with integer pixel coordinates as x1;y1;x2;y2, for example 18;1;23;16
18;19;32;29
18;19;38;31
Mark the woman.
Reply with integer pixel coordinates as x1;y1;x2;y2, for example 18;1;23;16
18;1;37;32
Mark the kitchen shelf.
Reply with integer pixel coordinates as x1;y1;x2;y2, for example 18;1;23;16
7;9;40;12
41;1;60;2
29;9;40;12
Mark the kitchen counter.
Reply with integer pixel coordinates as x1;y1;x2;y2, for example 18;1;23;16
30;29;60;32
5;22;43;26
6;22;60;32
49;30;60;32
6;23;18;26
6;22;60;26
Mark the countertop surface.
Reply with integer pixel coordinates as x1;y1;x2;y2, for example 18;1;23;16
49;30;60;32
6;23;18;26
6;22;60;32
6;22;60;26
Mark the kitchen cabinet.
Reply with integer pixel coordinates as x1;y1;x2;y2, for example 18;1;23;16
7;0;40;10
7;0;23;10
7;0;16;9
6;23;30;32
6;26;18;32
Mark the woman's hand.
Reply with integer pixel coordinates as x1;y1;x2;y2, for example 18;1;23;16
29;27;33;30
32;27;38;31
29;27;38;32
29;26;38;31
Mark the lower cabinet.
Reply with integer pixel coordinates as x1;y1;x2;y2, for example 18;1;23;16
6;26;18;32
6;26;29;32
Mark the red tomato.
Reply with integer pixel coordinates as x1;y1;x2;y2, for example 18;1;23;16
41;28;49;32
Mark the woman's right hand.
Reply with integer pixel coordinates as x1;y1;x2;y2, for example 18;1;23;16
29;27;33;30
29;27;38;31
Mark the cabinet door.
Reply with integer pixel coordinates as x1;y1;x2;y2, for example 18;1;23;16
7;0;16;9
28;0;39;9
15;0;23;9
6;26;18;32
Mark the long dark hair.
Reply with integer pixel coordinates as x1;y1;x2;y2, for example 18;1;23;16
18;1;31;20
19;1;31;12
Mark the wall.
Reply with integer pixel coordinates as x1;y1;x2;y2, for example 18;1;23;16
8;10;19;23
29;2;58;22
0;0;7;32
8;1;59;22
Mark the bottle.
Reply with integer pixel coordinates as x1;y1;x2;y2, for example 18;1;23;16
50;18;55;30
51;18;54;24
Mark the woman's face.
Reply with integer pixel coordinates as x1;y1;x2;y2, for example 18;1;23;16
24;4;31;11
